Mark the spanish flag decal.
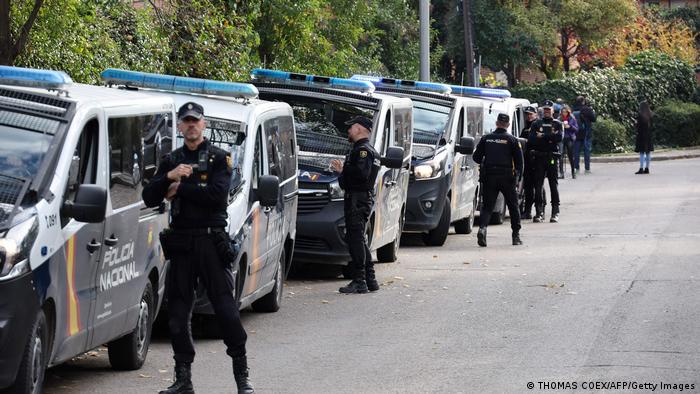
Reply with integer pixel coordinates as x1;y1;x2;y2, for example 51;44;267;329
65;236;81;336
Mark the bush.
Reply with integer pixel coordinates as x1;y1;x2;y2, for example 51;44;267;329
652;100;700;147
592;117;628;154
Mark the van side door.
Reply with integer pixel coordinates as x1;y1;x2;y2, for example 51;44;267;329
373;107;394;248
451;105;471;220
54;116;105;361
391;103;412;230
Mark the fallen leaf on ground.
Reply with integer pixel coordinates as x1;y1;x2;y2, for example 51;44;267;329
138;374;152;378
321;300;329;304
393;276;404;280
158;369;168;374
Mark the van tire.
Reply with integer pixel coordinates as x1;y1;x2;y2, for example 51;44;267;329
423;198;451;246
252;249;285;313
108;282;153;370
9;309;48;394
454;195;477;234
377;208;404;262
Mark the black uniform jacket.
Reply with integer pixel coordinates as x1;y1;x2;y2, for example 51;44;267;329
339;138;380;193
142;139;231;229
472;128;524;179
527;118;564;153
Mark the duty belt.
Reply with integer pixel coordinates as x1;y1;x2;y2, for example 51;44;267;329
171;226;225;235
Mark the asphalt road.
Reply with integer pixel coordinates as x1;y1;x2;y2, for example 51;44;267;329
44;158;700;393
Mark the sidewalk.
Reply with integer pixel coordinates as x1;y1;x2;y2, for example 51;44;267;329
591;147;700;163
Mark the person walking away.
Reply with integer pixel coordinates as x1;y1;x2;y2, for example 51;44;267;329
528;100;563;223
519;106;538;219
143;102;254;394
573;96;596;174
635;101;653;174
559;105;579;179
330;116;381;293
473;113;524;247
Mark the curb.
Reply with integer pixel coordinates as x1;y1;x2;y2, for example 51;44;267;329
591;152;700;163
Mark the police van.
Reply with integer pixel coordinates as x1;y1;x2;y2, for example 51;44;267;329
250;69;409;272
468;91;531;225
351;77;479;246
100;69;298;313
0;66;173;392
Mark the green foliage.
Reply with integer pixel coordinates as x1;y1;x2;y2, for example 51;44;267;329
592;117;628;154
512;51;695;136
652;100;700;148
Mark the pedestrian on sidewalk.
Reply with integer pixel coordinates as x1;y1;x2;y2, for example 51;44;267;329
573;96;596;174
559;105;579;179
634;101;653;175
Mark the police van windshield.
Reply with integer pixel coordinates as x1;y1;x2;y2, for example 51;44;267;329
175;117;246;191
0;112;56;181
413;101;450;146
276;96;376;156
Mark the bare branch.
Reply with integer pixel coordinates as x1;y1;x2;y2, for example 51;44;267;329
13;0;44;60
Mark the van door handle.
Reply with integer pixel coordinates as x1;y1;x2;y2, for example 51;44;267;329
461;165;469;170
86;239;102;254
384;180;396;187
104;235;119;247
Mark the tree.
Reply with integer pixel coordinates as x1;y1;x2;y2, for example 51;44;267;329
0;0;43;65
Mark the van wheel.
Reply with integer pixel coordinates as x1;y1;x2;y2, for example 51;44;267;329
455;195;477;235
377;209;404;262
108;282;153;370
9;309;48;394
252;249;285;313
423;198;451;246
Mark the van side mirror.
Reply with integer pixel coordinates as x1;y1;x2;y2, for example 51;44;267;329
456;136;475;155
257;175;280;207
62;184;107;223
381;147;404;169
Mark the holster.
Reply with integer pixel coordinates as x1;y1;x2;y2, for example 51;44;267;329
212;230;237;267
159;229;192;260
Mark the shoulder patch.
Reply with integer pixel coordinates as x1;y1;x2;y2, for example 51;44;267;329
360;150;368;158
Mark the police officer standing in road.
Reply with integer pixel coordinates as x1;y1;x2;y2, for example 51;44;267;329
528;100;563;223
143;102;254;394
519;106;538;219
472;113;524;247
330;116;380;294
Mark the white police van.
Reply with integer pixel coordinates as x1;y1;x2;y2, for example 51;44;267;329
470;91;531;224
251;69;409;273
351;77;481;246
100;69;298;313
0;66;174;392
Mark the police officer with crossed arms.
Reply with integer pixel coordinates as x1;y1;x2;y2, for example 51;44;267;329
143;102;254;394
528;100;563;223
473;113;524;247
330;115;381;294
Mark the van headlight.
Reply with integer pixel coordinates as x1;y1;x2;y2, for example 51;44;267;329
413;151;447;180
0;217;38;280
329;180;344;201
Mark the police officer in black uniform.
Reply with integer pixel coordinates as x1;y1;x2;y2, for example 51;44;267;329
330;115;380;294
472;113;524;247
527;100;563;223
143;102;254;394
519;106;538;219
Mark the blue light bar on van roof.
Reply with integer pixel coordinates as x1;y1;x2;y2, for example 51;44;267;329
0;65;73;90
100;69;259;99
351;75;452;95
449;85;511;99
251;68;375;94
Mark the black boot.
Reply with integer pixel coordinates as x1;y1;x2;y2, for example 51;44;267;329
477;227;487;247
533;210;544;223
550;205;560;223
339;279;368;294
232;356;254;394
635;168;644;174
512;232;523;246
159;362;194;394
644;168;649;174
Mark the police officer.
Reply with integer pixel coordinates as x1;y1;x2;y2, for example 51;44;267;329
527;100;563;223
330;115;380;294
472;113;524;247
519;106;538;219
143;102;254;394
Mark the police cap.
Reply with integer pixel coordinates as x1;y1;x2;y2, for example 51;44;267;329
345;115;373;132
541;100;554;109
178;102;205;121
497;113;510;123
524;106;537;114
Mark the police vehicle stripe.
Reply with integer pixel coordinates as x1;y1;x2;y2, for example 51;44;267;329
65;236;81;336
245;208;261;295
374;181;382;241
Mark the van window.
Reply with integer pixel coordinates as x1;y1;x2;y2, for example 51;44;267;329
382;110;391;155
467;105;482;137
62;119;99;226
393;106;412;155
456;108;465;138
108;112;170;210
268;115;296;181
252;126;263;190
512;111;519;134
264;119;282;179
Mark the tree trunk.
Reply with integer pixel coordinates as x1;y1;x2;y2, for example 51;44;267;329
0;0;44;66
560;29;570;72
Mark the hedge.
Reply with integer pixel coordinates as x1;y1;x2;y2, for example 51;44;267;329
652;100;700;147
592;117;628;154
511;51;695;137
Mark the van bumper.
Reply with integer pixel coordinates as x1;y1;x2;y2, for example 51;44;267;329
294;200;350;265
403;176;450;232
0;272;40;389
